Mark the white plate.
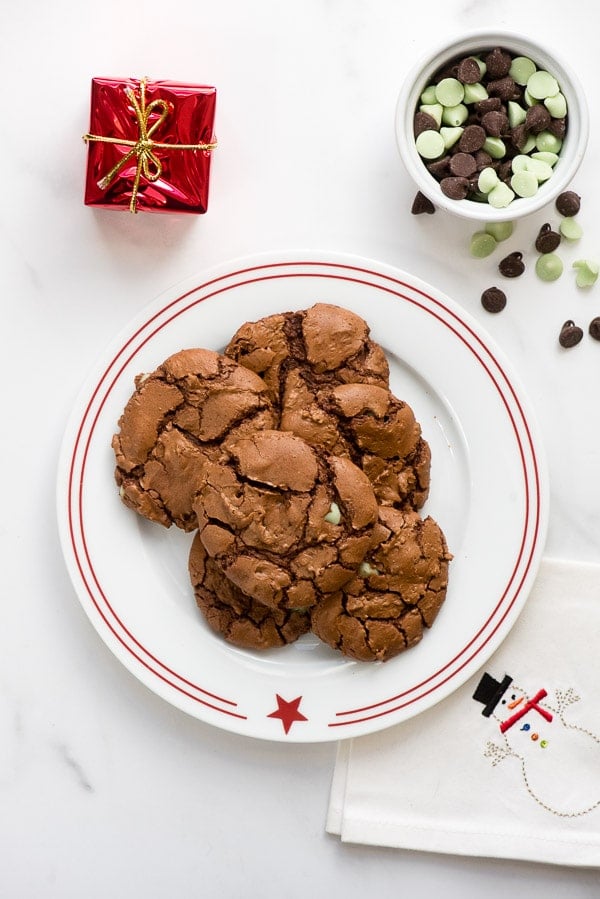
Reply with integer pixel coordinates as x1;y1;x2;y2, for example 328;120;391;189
56;252;548;742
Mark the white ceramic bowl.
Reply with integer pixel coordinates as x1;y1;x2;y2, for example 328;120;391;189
395;30;589;222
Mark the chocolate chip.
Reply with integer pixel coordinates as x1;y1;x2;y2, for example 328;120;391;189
499;251;525;278
525;104;551;134
559;320;583;348
481;287;507;313
535;223;561;254
457;56;482;84
547;117;567;139
503;141;519;160
510;124;530;151
497;160;513;183
484;47;512;79
480;110;508;137
440;176;470;199
475;97;503;115
487;76;520;101
411;191;435;214
556;190;581;216
458;124;487;153
433;63;459;82
427;157;451;180
474;149;493;170
449;152;477;178
589;317;600;341
414;111;439;137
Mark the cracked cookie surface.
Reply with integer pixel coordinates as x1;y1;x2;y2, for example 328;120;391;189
112;347;276;531
310;506;452;661
189;533;310;649
225;303;390;402
280;376;431;509
193;429;386;611
226;303;430;509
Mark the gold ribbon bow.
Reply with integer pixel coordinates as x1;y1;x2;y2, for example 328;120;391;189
83;78;217;213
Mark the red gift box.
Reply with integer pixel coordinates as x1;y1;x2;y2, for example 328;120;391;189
84;77;217;214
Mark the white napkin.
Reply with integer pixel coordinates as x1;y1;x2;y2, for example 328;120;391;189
327;558;600;867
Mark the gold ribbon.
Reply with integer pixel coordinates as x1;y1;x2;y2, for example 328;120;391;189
83;78;217;213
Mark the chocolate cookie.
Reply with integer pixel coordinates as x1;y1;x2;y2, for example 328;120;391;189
280;374;431;509
189;533;310;650
310;506;452;662
225;303;390;403
112;348;276;530
226;304;430;509
194;430;386;611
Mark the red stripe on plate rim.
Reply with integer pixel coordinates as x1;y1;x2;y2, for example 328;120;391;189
65;261;542;730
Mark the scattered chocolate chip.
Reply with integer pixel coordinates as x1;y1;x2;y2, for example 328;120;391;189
449;152;477;178
481;286;507;313
458;124;487;153
535;223;561;254
559;320;583;348
440;176;470;199
556;190;581;217
481;110;509;137
525;104;551;134
411;191;435;215
457;56;481;84
589;317;600;341
499;251;525;278
484;47;512;79
414;111;439;137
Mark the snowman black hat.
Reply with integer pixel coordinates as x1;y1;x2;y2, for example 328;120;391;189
472;672;513;717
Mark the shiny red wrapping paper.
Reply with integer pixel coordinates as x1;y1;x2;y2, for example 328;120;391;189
84;77;217;214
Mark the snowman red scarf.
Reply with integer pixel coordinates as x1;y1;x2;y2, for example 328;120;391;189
499;688;553;733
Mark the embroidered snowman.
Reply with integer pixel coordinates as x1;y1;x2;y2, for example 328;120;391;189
473;672;600;818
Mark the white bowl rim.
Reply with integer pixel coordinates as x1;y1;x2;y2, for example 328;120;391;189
395;29;590;222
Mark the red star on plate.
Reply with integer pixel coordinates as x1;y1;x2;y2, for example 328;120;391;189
267;694;308;734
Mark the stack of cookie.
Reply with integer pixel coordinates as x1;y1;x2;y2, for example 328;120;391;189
112;303;451;662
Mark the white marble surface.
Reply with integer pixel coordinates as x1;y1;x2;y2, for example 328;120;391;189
2;0;600;895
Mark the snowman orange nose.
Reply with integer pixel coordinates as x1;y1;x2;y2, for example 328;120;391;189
507;695;524;710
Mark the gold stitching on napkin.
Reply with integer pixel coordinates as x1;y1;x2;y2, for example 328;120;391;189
479;676;600;818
